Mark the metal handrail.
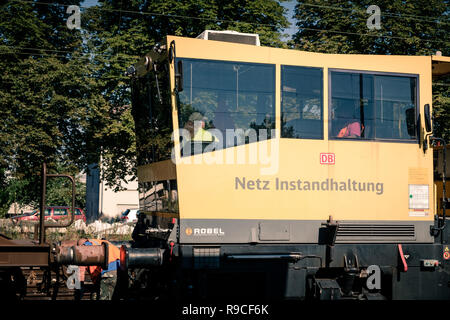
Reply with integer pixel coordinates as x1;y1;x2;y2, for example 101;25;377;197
39;163;76;244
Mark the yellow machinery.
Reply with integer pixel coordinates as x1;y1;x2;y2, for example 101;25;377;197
124;33;450;300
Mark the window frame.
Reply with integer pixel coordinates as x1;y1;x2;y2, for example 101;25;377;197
280;64;324;140
131;63;173;166
53;208;68;216
328;68;420;144
175;57;277;157
139;180;178;213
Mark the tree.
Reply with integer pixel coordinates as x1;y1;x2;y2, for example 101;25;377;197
46;171;86;210
290;0;450;140
0;1;102;214
0;0;290;214
82;0;290;190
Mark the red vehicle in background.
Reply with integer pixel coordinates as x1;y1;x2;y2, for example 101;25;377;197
12;206;86;223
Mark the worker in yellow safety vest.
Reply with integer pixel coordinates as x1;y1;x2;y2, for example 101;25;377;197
185;112;217;142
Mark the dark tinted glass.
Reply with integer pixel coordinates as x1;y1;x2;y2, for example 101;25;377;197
330;71;416;141
281;66;323;139
374;76;417;140
131;66;172;165
139;180;178;213
177;58;275;156
330;72;374;139
53;208;67;216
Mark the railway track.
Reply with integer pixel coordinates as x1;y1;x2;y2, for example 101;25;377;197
21;267;94;300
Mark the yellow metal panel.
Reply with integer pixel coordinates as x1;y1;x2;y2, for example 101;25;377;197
175;139;432;221
167;36;432;76
166;35;435;223
408;168;428;185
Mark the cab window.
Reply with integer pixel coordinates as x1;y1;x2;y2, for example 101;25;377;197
177;58;275;156
131;66;172;165
329;70;417;141
281;66;323;139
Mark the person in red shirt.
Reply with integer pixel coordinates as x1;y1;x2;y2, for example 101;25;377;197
337;121;364;138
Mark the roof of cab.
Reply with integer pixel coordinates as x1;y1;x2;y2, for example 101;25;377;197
432;55;450;78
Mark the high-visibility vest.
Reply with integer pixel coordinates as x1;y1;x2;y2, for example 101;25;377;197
192;128;216;142
82;239;120;281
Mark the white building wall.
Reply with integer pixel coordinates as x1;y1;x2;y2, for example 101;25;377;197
99;177;139;218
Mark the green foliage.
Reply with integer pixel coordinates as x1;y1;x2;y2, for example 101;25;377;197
0;1;97;210
291;0;450;141
0;169;10;217
433;79;450;141
45;175;86;210
82;0;289;189
0;0;289;208
292;1;448;55
0;163;86;218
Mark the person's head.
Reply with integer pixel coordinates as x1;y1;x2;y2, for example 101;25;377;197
187;112;206;129
185;112;207;138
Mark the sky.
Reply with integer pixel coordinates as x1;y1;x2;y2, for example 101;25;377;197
282;0;297;39
81;0;98;7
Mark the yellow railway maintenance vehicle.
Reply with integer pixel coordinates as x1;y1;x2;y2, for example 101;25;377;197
120;31;450;300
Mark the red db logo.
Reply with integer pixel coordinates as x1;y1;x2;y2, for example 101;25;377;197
320;153;335;165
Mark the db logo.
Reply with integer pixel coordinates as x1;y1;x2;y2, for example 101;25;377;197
320;153;335;165
185;228;193;236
